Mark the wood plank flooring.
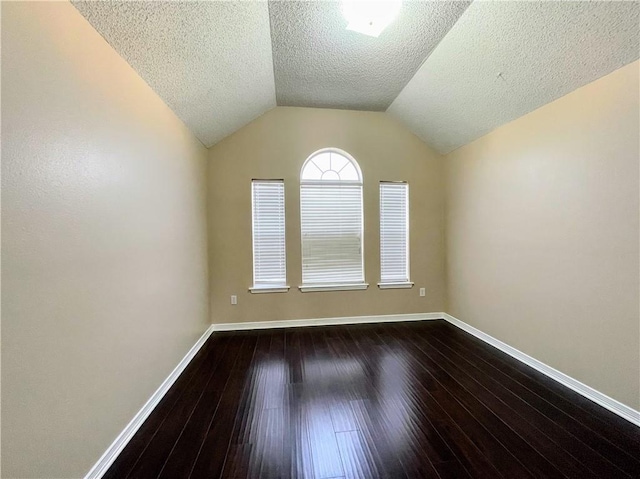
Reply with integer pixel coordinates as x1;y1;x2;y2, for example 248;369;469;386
104;320;640;478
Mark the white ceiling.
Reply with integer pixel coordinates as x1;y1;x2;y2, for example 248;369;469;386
73;1;639;153
388;1;640;153
72;1;276;147
269;0;470;111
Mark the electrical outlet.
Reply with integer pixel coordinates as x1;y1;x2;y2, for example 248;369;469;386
419;288;426;297
230;295;238;305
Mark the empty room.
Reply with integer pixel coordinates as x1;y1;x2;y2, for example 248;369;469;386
2;1;639;478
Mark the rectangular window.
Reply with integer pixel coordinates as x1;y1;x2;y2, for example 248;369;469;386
300;182;365;291
251;180;288;293
379;182;411;288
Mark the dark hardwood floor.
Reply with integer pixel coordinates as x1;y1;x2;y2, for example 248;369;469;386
104;320;640;479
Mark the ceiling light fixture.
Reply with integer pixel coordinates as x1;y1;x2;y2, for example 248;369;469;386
341;0;402;38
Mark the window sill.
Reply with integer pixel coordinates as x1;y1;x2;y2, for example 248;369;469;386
249;285;290;294
299;283;369;293
377;282;414;289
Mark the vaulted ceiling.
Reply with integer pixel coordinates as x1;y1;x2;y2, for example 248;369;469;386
73;1;639;153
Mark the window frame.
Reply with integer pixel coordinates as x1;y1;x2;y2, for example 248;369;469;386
299;148;368;293
378;181;413;290
250;179;290;294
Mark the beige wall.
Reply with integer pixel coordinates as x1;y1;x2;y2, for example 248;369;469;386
1;3;209;478
445;61;640;409
208;107;445;324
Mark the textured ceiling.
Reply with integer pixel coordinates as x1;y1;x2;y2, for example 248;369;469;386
73;1;639;153
268;0;470;111
388;1;640;154
72;1;276;147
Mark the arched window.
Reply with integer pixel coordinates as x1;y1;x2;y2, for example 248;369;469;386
299;149;366;291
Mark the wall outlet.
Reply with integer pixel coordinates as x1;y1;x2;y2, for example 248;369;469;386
230;295;238;305
419;288;426;297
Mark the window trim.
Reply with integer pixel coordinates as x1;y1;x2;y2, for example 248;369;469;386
299;283;369;293
300;147;363;182
377;282;414;290
299;148;366;290
379;181;410;286
249;285;290;294
250;179;288;293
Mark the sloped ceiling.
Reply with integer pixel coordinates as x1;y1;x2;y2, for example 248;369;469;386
72;1;276;147
73;1;639;152
388;1;640;153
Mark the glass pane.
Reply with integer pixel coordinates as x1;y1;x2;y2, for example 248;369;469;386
321;170;340;181
330;153;349;173
339;163;359;181
312;153;331;173
301;161;323;180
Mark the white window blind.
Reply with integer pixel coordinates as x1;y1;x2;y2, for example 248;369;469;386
300;150;365;288
301;184;364;285
252;180;286;289
380;182;409;284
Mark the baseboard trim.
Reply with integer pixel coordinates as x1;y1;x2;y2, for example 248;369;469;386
443;313;640;427
212;312;444;331
84;324;215;479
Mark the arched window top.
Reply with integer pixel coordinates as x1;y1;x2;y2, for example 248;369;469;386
301;149;362;183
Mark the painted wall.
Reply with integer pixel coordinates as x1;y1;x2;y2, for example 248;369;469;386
445;61;640;409
1;3;210;478
207;107;445;324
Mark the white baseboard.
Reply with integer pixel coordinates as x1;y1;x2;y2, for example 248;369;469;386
84;325;215;479
443;313;640;428
212;312;444;331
